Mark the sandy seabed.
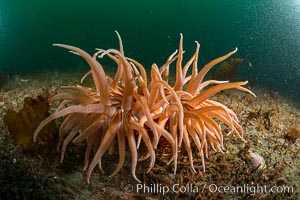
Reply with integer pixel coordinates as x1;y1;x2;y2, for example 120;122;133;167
0;70;299;200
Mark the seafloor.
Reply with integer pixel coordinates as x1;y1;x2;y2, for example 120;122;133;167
0;70;299;200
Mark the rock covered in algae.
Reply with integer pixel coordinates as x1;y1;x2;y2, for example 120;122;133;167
3;91;57;157
211;58;252;81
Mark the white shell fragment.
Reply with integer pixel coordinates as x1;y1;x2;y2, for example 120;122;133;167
245;151;266;171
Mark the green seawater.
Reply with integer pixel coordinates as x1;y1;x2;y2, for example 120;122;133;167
0;0;299;100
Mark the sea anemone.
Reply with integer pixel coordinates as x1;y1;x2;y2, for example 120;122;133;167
34;31;255;183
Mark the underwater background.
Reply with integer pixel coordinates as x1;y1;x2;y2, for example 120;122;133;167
0;0;299;101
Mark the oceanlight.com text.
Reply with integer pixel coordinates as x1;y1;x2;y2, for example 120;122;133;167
124;183;294;196
207;183;294;195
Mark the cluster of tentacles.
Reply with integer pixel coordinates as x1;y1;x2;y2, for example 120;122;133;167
34;32;255;183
